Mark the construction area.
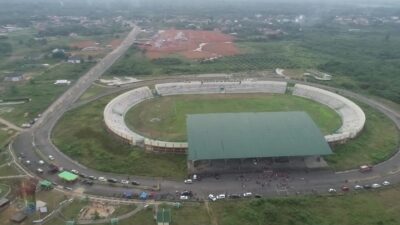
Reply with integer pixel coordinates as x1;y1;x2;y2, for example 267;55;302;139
142;29;239;60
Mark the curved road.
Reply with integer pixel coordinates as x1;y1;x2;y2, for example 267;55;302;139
10;28;400;198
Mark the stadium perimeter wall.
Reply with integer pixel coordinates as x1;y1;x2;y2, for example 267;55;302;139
103;81;365;153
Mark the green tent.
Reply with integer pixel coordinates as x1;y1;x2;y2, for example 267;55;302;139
58;171;78;182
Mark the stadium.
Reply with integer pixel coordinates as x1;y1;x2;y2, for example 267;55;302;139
103;81;366;174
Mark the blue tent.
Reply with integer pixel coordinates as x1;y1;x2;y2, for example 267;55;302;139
139;192;148;200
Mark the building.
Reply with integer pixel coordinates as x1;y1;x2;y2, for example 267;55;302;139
58;171;78;182
186;112;332;174
67;56;82;64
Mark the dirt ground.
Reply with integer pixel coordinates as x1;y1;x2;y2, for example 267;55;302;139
79;201;115;220
142;29;239;60
70;40;99;49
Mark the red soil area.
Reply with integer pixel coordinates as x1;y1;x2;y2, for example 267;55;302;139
108;39;122;49
142;29;240;60
70;40;98;49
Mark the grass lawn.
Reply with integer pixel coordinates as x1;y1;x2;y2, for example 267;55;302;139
52;94;187;179
326;102;399;170
125;94;342;142
102;203;210;225
0;63;94;125
211;186;400;225
78;84;108;102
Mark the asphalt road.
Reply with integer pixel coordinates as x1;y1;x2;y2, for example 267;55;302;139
10;26;400;199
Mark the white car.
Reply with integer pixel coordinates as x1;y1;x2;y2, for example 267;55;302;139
208;194;217;201
121;180;129;185
37;168;44;173
38;160;45;165
184;179;193;184
217;194;226;199
98;177;107;182
372;183;382;189
71;169;79;175
328;188;337;193
382;181;390;186
25;160;31;164
354;185;363;190
243;192;252;197
48;155;55;160
180;195;189;200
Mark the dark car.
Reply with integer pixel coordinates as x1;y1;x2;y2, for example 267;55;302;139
82;180;93;185
363;184;372;189
228;194;241;199
181;190;193;197
131;180;140;185
107;178;118;183
79;173;88;178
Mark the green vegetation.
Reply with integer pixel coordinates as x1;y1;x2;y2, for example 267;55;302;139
126;94;342;141
53;94;187;179
210;187;400;225
0;63;93;125
326;102;399;170
107;24;400;104
78;84;108;102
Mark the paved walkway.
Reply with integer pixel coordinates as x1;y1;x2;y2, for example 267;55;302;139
0;117;22;131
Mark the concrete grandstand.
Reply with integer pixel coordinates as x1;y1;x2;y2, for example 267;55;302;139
103;81;366;155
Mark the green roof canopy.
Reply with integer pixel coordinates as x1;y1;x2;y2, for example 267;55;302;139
39;180;52;187
187;112;332;161
58;171;78;181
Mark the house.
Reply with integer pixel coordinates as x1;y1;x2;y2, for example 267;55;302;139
67;56;81;64
4;75;24;82
54;80;71;85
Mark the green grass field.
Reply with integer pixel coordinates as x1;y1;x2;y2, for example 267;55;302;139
52;94;187;179
125;94;342;142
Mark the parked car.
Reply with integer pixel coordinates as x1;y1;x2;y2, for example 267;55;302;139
208;194;217;201
180;195;189;200
25;160;31;165
228;194;241;199
38;160;45;165
382;181;390;186
184;179;193;184
363;184;372;189
88;176;97;180
121;180;129;185
181;191;193;197
341;186;350;192
48;155;55;160
217;194;226;199
354;185;363;190
37;168;44;173
107;178;118;183
359;165;372;173
82;180;93;185
131;180;140;185
71;169;79;175
98;177;107;182
243;192;252;197
372;183;382;189
328;188;337;193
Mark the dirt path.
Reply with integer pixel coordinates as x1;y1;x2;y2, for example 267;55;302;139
204;201;218;225
0;117;22;131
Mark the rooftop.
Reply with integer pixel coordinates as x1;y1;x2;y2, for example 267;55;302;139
187;112;332;161
58;171;78;181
